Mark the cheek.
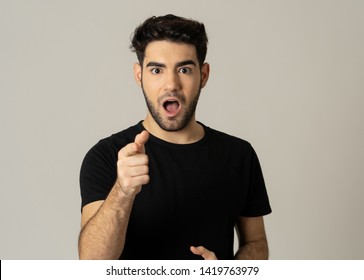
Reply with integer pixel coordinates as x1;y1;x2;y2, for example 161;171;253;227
142;77;160;93
181;74;199;87
185;78;201;94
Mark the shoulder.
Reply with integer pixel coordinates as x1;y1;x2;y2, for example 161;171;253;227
204;125;253;152
202;124;264;168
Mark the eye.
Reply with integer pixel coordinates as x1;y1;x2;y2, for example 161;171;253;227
151;68;162;74
179;67;192;74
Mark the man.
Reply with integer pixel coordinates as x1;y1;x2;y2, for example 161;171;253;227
78;14;271;260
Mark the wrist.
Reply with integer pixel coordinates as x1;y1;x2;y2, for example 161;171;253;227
115;179;140;199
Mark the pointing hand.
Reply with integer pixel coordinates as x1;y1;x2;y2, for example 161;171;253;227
117;130;150;197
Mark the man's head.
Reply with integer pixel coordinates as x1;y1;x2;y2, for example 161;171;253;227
130;14;208;68
131;15;210;133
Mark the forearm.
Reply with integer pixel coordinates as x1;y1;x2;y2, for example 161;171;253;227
78;183;135;259
234;239;269;260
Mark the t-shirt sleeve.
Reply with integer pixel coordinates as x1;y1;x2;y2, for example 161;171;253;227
240;145;272;217
79;140;118;210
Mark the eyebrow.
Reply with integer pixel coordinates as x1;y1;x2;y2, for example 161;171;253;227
146;60;197;68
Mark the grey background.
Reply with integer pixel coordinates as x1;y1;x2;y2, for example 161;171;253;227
1;0;363;259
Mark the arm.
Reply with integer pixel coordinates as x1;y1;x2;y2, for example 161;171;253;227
234;216;269;260
78;131;150;259
78;184;135;259
190;216;269;260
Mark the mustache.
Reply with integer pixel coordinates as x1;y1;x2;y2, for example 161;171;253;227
157;92;186;104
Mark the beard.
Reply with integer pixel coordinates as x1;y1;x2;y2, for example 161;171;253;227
141;82;201;132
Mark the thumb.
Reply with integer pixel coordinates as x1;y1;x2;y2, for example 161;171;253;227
134;130;149;152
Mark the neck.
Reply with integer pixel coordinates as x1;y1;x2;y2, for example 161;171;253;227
142;116;204;144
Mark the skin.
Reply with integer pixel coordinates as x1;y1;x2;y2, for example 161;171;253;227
78;41;269;260
135;40;210;144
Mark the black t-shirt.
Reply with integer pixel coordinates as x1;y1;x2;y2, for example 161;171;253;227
80;122;272;259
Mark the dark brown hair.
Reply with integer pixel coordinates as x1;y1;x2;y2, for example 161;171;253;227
130;14;208;67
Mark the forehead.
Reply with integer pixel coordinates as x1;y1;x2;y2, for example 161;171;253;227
143;41;198;65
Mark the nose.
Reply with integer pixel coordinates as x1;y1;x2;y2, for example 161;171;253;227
164;71;181;92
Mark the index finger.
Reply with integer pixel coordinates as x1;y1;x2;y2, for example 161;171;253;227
119;131;150;157
135;130;149;148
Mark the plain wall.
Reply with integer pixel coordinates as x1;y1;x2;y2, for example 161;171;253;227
1;0;363;259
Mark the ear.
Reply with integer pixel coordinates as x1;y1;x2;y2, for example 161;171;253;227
133;63;142;87
200;62;210;89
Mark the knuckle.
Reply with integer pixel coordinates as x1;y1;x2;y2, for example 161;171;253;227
119;159;127;168
118;167;127;178
139;165;148;175
143;175;150;184
117;158;127;168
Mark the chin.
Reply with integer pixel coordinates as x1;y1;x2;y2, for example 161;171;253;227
158;118;190;132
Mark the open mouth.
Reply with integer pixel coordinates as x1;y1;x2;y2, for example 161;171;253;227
163;99;181;116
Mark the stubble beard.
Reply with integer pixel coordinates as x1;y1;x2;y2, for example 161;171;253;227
141;82;201;132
